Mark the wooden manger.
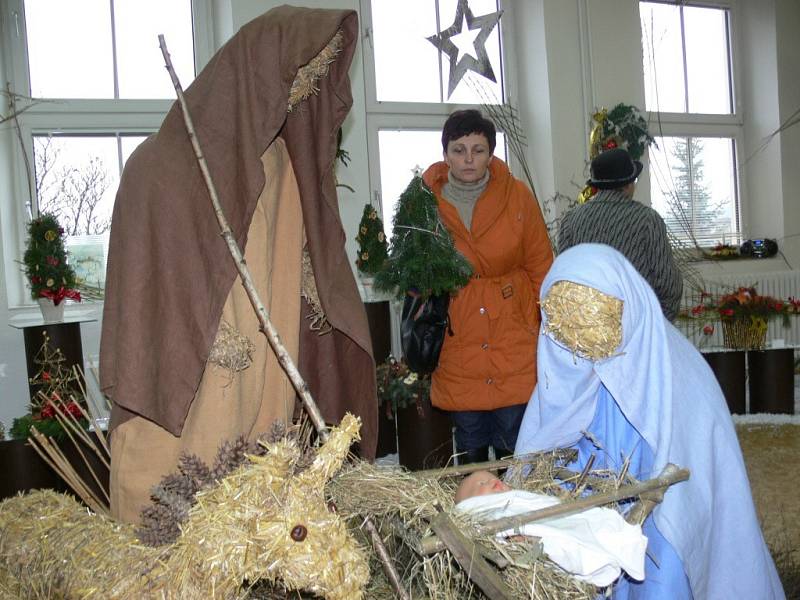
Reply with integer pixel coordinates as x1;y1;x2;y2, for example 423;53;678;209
325;453;689;600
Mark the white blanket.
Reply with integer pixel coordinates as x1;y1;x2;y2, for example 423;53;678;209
456;490;646;587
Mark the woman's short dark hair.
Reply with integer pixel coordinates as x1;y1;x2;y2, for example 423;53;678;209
441;109;496;153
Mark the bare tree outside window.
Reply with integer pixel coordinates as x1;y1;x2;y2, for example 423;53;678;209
34;137;112;236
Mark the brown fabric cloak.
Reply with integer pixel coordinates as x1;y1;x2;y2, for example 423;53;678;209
99;6;377;458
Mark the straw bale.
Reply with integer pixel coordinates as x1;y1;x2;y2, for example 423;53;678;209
541;281;623;360
0;489;159;598
0;415;368;600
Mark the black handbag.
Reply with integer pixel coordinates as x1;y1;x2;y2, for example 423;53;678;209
400;292;452;374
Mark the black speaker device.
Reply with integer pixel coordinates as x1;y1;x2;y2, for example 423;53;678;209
740;238;778;258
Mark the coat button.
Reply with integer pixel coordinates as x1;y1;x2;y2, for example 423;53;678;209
481;343;489;350
486;378;493;384
479;307;486;314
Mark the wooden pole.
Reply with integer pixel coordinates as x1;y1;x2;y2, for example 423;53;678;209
413;449;576;479
158;36;410;600
420;464;689;555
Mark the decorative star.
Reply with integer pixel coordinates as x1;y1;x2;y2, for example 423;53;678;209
426;0;503;98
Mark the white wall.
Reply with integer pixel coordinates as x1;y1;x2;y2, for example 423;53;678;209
2;0;799;433
0;40;29;432
775;0;800;263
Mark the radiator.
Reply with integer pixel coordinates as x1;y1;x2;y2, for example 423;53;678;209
677;270;800;349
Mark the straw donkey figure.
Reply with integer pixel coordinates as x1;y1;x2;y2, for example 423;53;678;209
0;413;369;599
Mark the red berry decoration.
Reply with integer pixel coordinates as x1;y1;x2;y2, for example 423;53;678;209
604;139;617;149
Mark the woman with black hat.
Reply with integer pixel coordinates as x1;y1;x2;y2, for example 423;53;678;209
557;147;682;321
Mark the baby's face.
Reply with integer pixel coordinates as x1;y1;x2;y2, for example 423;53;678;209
455;470;512;503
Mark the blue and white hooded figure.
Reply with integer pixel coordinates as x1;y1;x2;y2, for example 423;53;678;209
515;243;784;599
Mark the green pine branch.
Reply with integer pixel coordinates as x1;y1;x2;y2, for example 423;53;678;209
375;176;473;299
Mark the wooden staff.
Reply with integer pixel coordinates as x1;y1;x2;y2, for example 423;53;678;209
158;36;410;600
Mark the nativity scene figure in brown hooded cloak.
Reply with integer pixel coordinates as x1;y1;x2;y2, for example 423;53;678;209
99;6;377;523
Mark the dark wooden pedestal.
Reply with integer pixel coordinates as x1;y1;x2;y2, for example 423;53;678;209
703;351;746;414
396;399;453;471
0;436;109;501
748;348;795;414
364;301;397;457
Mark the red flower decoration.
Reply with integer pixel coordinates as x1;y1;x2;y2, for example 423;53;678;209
46;255;59;266
721;308;735;317
703;324;714;335
39;286;81;306
66;402;83;418
42;371;51;381
40;404;55;419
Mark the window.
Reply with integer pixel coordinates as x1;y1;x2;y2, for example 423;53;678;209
2;0;206;303
649;136;738;247
363;0;511;240
640;1;741;246
370;0;504;105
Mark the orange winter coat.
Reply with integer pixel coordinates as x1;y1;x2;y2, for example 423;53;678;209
423;158;553;412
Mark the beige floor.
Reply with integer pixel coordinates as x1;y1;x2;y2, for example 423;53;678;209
737;422;800;597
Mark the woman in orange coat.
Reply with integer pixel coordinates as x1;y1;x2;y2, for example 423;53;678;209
422;109;553;464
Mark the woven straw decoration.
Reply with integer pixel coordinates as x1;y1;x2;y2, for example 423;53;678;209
541;281;624;360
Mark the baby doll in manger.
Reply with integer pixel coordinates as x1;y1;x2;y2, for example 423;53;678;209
454;470;647;588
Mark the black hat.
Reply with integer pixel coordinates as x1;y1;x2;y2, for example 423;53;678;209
587;148;643;190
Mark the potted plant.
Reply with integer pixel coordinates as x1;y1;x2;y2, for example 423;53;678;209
22;213;81;322
9;332;88;442
681;287;799;350
354;203;390;302
376;355;452;470
1;332;108;500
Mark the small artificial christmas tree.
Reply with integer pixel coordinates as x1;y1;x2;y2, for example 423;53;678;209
375;175;473;299
22;213;81;305
354;203;389;275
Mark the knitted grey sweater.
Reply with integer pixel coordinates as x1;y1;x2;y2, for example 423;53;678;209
558;189;683;321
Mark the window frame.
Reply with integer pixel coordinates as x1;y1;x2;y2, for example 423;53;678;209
360;0;520;214
639;0;746;247
0;0;213;309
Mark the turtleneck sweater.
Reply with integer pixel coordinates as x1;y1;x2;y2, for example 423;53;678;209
442;169;490;230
